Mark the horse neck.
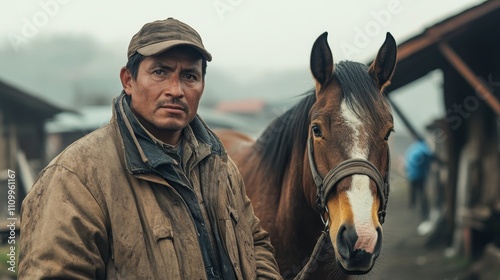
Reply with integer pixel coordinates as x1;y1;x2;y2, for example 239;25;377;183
278;146;317;217
251;137;319;227
269;141;326;265
261;94;322;230
280;154;351;280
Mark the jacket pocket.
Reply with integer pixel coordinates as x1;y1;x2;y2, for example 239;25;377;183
152;222;182;279
152;224;173;241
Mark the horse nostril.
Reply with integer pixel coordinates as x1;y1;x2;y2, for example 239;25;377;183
336;225;358;259
336;225;349;259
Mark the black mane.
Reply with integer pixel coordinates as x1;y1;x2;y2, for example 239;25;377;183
255;90;316;186
334;61;388;129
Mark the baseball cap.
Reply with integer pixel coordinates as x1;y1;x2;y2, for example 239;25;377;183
127;17;212;61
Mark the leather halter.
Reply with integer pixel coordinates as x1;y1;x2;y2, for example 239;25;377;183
307;137;390;225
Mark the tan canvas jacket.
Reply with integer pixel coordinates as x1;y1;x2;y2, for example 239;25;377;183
19;97;282;280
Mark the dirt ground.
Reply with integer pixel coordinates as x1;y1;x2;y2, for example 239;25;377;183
365;182;471;280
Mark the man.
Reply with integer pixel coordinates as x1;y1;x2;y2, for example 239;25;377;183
404;138;432;227
19;18;282;280
405;122;446;236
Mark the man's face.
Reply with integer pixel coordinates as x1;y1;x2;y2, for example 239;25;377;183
121;46;204;144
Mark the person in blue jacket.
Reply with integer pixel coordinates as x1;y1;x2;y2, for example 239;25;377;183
404;139;433;221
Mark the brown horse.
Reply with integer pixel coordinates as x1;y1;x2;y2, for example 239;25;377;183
215;32;397;279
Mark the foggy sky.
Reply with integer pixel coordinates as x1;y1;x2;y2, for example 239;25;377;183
2;0;483;72
0;0;484;136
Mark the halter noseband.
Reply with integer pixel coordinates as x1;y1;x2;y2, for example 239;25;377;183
307;137;391;225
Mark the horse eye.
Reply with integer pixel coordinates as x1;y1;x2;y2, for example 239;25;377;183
312;125;323;137
384;129;394;141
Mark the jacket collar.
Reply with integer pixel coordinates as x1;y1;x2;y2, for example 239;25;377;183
113;92;223;174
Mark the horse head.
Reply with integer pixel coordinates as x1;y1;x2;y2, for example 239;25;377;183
305;32;397;274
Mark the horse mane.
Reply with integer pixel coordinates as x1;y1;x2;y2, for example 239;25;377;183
255;89;316;187
254;61;389;188
334;61;390;131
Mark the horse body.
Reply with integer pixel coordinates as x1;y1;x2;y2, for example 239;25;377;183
215;32;397;279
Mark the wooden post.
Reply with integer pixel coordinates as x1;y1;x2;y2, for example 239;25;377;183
439;42;500;115
8;122;17;170
386;95;424;141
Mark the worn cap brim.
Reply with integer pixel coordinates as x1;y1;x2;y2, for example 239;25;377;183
137;40;212;61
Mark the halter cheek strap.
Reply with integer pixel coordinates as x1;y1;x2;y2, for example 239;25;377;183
307;137;390;225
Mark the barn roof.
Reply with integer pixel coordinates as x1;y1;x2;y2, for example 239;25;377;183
386;0;500;106
0;79;65;118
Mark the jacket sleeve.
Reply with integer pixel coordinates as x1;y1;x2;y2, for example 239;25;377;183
19;164;108;280
227;159;283;280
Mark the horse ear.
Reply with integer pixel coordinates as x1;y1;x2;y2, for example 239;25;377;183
310;32;334;93
369;32;397;91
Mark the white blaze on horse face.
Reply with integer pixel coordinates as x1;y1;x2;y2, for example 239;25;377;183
340;101;367;159
340;101;378;254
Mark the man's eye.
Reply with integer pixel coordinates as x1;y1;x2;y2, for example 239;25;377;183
184;74;197;80
153;70;165;75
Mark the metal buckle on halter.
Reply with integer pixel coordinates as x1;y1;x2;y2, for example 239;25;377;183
320;205;330;231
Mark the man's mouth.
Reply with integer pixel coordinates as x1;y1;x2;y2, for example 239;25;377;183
159;104;185;114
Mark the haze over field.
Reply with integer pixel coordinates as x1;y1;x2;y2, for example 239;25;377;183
1;0;480;135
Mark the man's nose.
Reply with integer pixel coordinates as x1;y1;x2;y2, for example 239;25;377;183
164;76;184;98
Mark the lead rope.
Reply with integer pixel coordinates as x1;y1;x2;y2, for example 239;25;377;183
293;231;328;280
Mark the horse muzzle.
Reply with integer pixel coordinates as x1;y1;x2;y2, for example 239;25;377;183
335;224;382;274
